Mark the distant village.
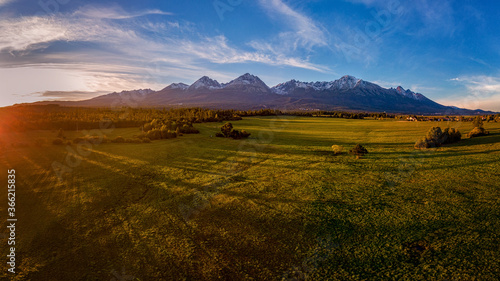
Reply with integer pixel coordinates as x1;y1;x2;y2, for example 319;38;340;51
405;114;500;122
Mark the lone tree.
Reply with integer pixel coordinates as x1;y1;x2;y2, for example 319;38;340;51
221;122;233;137
473;116;484;129
349;144;368;159
217;122;251;139
468;116;489;138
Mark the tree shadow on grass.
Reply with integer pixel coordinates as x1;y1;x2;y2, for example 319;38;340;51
446;132;500;147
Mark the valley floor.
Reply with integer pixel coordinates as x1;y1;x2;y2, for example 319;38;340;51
1;117;499;280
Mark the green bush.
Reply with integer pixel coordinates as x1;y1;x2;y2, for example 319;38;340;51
443;128;461;144
52;138;65;145
180;124;200;134
111;136;125;143
218;123;250;139
215;132;224;138
229;129;241;139
468;127;489;138
240;130;251;138
473;116;484;128
349;144;368;158
221;122;233;137
146;129;162;140
165;131;177;139
415;127;461;149
331;145;343;155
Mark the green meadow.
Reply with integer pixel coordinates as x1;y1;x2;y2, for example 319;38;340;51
1;116;500;280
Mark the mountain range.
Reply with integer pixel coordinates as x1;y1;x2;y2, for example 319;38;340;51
34;74;496;115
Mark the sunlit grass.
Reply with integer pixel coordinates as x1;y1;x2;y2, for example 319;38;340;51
0;117;499;280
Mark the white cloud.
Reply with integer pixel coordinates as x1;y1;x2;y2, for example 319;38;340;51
0;17;69;51
0;8;328;72
257;0;327;49
0;0;13;7
440;75;500;111
0;4;331;105
73;5;173;20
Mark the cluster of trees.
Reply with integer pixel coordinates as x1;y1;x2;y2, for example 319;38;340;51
468;116;490;138
415;127;462;149
215;122;251;139
139;119;200;140
330;144;368;159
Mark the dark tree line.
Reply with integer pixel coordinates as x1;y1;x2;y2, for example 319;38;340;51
2;104;498;133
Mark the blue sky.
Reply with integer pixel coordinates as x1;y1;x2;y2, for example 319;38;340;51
1;0;500;111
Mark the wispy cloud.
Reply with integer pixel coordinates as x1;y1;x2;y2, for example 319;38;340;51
73;4;173;20
0;17;70;52
0;0;14;7
257;0;327;50
36;90;107;100
0;9;327;72
442;75;500;111
0;4;330;103
344;0;455;36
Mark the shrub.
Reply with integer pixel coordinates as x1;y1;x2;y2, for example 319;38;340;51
349;144;368;158
88;136;103;145
414;139;432;149
143;123;153;132
175;127;183;136
52;138;65;145
165;131;177;139
218;123;250;139
142;138;151;143
443;128;461;144
215;132;224;138
426;127;443;145
473;116;484;129
468;127;489;138
240;130;251;138
146;129;162;140
73;137;85;144
331;145;343;155
229;129;241;139
111;136;125;143
415;127;461;149
221;122;233;137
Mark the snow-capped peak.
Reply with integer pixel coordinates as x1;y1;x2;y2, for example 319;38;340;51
188;76;222;90
222;73;270;93
272;75;364;95
394;86;426;101
331;75;362;90
225;73;267;86
165;83;189;90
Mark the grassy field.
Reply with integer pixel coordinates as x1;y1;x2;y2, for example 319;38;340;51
1;116;500;280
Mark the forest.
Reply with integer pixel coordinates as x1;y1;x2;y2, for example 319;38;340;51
2;104;498;133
